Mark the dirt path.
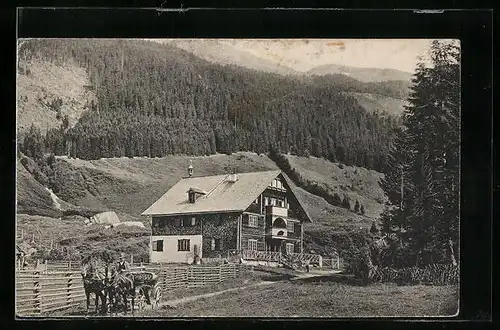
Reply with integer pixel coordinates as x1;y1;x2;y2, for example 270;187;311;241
159;270;342;308
160;281;276;308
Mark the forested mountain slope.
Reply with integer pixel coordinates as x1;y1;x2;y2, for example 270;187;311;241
18;39;402;172
17;58;96;133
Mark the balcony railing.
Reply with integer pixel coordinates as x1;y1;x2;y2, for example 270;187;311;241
265;205;288;217
265;227;288;238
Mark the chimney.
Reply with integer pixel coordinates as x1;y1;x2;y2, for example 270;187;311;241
188;160;193;177
227;170;238;183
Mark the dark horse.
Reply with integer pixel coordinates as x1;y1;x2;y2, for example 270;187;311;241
107;266;136;314
81;256;109;314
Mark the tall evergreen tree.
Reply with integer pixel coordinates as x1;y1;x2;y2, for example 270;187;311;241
342;195;351;210
380;40;460;266
354;200;360;213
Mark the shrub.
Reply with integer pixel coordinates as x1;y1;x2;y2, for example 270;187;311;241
367;263;458;286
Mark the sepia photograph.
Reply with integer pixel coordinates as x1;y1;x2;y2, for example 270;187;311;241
16;38;460;318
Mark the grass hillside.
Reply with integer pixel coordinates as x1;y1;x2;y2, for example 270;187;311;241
307;63;413;83
16;160;61;218
17;59;96;133
350;92;408;117
57;152;278;217
16;152;387;260
285;155;386;220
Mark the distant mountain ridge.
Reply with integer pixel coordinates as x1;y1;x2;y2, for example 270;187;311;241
157;39;300;76
154;39;413;84
307;63;413;83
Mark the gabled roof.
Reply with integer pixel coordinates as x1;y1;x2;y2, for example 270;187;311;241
141;170;312;222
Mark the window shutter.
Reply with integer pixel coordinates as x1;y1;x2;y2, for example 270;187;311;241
191;217;196;226
157;240;163;252
211;238;215;251
219;239;224;251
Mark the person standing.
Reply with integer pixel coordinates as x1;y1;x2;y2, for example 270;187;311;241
117;253;130;273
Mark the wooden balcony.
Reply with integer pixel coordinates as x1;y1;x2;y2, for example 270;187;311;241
265;227;288;239
265;205;288;217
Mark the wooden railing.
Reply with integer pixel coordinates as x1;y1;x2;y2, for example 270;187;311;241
289;252;321;264
226;249;343;270
242;250;282;262
322;256;343;270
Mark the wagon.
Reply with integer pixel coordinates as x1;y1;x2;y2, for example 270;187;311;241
129;270;162;311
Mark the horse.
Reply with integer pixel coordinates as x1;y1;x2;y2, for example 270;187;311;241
81;256;109;314
107;266;136;315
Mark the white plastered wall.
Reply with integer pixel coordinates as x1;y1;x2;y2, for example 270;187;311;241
150;235;203;263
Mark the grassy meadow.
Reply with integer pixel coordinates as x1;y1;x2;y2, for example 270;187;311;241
139;280;459;318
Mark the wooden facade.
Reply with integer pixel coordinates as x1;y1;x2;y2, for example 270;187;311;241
148;173;308;263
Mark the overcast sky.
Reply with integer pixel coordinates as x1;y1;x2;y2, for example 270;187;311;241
213;39;436;73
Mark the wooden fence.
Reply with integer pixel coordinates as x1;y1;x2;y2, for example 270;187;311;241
16;262;244;316
16;270;85;316
322;256;343;270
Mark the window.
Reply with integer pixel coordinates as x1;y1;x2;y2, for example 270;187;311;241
248;215;259;227
178;239;190;251
181;217;194;227
211;238;223;251
286;243;294;254
254;198;259;204
270;198;276;206
264;197;269;206
277;199;284;207
247;239;258;251
174;218;181;227
152;240;164;252
287;221;295;233
188;192;196;203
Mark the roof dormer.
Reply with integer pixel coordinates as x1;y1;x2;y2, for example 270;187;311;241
187;187;206;203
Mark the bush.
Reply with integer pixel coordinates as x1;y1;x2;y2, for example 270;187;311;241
367;263;458;286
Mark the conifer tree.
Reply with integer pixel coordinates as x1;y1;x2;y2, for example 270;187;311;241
380;40;460;265
342;195;351;210
333;193;342;206
354;200;360;213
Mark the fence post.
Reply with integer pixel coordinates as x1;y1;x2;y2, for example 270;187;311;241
67;272;72;306
336;255;340;270
69;260;72;271
33;270;41;315
219;264;222;283
130;254;134;265
318;255;323;269
44;260;48;272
